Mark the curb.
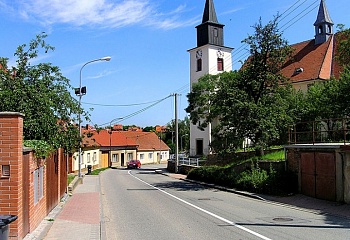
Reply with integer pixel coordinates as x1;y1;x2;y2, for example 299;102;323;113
155;170;265;201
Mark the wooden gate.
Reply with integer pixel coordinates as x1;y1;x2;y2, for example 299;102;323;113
60;152;68;198
301;152;336;201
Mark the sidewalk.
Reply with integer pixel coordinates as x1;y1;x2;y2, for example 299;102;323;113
24;168;349;240
24;175;101;240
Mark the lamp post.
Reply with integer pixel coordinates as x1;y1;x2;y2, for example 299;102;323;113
77;56;111;178
109;117;123;168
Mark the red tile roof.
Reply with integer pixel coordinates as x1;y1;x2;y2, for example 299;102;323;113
84;129;137;147
122;131;170;151
280;33;344;84
82;130;169;151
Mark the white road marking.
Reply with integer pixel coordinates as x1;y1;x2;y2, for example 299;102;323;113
129;170;272;240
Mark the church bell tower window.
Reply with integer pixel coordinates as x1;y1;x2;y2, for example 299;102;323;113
197;59;202;72
217;58;224;71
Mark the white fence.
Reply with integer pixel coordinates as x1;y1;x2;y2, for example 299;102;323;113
178;157;205;166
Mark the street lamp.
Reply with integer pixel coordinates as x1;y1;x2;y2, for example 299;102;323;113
77;56;111;178
109;117;123;168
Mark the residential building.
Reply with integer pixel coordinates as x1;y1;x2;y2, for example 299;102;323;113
71;129;170;172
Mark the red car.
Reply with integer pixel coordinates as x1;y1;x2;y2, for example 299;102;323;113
127;160;141;169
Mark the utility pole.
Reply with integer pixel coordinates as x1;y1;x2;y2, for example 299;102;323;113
174;93;179;173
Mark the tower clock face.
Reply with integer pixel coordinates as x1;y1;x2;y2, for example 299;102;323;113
196;50;203;59
217;49;224;58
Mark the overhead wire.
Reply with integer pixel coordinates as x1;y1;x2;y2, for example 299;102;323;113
98;94;172;128
87;0;322;128
230;0;321;68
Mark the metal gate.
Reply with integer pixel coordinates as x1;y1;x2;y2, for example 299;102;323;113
301;152;336;201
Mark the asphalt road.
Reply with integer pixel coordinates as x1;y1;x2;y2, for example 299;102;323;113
100;165;350;240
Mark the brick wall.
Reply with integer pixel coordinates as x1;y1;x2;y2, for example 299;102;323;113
0;112;24;239
0;112;67;239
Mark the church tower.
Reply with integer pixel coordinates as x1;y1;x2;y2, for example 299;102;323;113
314;0;334;45
188;0;233;157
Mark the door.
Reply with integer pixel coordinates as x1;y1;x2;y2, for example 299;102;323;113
121;153;125;167
196;139;203;156
315;152;336;201
300;151;336;201
301;152;316;197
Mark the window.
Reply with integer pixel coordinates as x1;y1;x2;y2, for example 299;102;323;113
93;152;97;162
112;154;118;162
87;153;91;163
327;25;331;33
140;154;144;160
197;59;202;72
217;58;224;71
213;28;218;37
318;26;323;34
128;153;133;161
149;153;153;159
34;167;44;205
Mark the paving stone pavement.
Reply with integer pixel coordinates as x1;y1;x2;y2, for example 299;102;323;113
23;175;101;240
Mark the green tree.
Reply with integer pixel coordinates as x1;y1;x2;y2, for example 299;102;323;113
186;16;294;155
164;117;190;154
338;67;350;115
143;126;155;132
306;79;342;120
0;33;84;153
336;24;350;68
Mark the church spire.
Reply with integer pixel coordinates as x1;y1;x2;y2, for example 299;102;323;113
196;0;224;47
314;0;334;45
202;0;219;23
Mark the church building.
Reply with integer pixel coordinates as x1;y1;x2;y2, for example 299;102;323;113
188;0;344;157
188;0;233;157
280;0;343;92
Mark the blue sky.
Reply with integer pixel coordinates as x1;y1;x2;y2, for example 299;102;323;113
1;0;349;128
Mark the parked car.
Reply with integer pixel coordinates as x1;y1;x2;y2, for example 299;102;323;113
127;160;141;169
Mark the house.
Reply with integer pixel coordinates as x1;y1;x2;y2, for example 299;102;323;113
122;131;170;164
71;129;170;172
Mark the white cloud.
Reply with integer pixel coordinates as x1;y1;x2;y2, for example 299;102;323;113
7;0;196;30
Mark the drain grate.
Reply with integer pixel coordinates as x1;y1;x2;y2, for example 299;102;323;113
273;217;293;222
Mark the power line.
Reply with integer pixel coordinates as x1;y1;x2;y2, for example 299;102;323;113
82;98;167;107
97;94;172;128
230;0;321;69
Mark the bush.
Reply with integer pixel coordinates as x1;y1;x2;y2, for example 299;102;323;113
187;165;237;188
188;158;297;195
236;162;270;193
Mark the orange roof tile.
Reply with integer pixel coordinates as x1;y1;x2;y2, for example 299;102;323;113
82;129;138;148
81;130;170;151
280;33;344;84
121;131;170;151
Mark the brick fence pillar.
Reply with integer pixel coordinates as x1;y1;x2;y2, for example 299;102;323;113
0;112;25;239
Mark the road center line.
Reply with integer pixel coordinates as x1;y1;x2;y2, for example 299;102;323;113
129;170;272;240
